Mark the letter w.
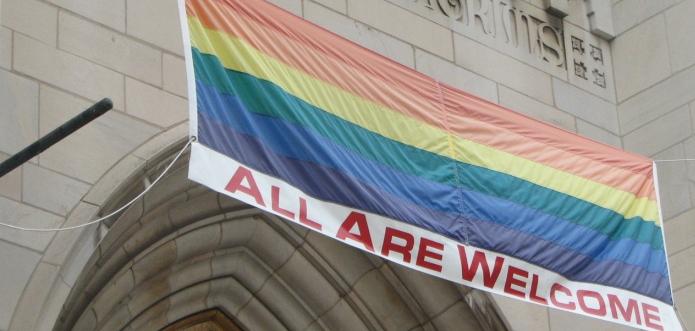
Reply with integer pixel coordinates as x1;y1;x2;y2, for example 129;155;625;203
458;245;504;288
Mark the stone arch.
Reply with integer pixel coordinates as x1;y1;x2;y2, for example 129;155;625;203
20;129;508;331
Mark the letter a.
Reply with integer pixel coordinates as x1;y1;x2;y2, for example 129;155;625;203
225;166;265;206
337;212;374;252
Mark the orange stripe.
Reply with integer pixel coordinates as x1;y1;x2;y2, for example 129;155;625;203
187;0;655;199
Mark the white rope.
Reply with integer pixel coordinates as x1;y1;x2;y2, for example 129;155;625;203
0;137;195;232
654;158;695;163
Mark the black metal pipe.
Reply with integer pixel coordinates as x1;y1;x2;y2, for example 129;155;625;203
0;98;113;178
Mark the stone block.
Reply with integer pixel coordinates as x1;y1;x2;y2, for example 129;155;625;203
92;269;134;322
665;0;695;72
390;263;459;318
267;0;303;16
246;220;296;270
0;153;21;200
310;0;346;13
665;208;695;254
453;35;553;104
654;144;692;219
619;64;695;133
499;85;574;131
304;231;374;286
416;49;498;103
255;275;315;330
0;69;38;155
132;240;177;284
14;34;125;110
612;14;671;101
126;0;183;55
0;197;63;251
1;0;57;46
163;54;187;97
71;309;97;331
236;298;285;330
276;251;340;315
612;0;676;36
169;258;211;291
211;250;271;293
127;274;170;316
675;284;695;331
553;78;618;133
47;0;125;32
96;302;131;331
549;307;635;331
491;293;549;331
219;218;257;249
127;298;169;331
352;269;418;331
166;282;210;324
319;298;369;331
0;240;41;331
175;224;221;262
59;11;162;86
576;119;622;148
347;0;453;60
207;277;252;316
670;245;695;290
431;300;482;331
10;262;58;330
34;277;71;331
22;164;89;216
0;27;10;69
38;86;157;183
125;78;188;128
624;106;691;157
83;154;146;206
42;202;99;265
304;1;414;68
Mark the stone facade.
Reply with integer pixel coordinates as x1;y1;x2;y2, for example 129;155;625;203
0;0;694;330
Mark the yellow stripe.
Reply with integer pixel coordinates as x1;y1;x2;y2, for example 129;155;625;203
188;16;660;225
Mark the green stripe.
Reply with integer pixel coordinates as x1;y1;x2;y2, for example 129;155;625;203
192;47;664;252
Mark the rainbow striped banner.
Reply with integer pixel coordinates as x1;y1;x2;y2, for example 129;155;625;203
180;0;680;329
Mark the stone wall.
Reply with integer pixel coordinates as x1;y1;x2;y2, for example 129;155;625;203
0;0;693;330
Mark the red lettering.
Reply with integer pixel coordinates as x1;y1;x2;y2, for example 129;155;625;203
298;197;322;230
225;166;265;206
416;238;444;272
577;290;607;317
271;186;294;219
529;274;547;304
608;295;641;325
642;303;663;331
457;246;504;288
504;266;528;299
381;228;414;263
336;212;374;251
550;283;575;310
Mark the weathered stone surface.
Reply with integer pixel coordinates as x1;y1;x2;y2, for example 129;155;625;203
59;11;162;86
454;34;553;104
166;282;209;324
125;78;188;128
38;86;157;183
211;250;271;293
0;197;62;251
675;284;695;331
352;269;418;331
163;54;187;98
0;69;38;156
304;1;415;68
618;64;695;133
549;307;635;331
665;0;695;72
319;298;369;331
43;203;99;267
126;0;183;55
267;0;302;16
0;153;21;201
499;85;574;131
665;208;695;254
612;14;671;101
92;269;134;322
236;298;286;331
1;0;57;46
670;245;695;290
347;0;453;60
22;164;89;216
431;300;482;331
276;251;340;316
246;220;295;270
553;78;618;133
132;240;177;284
82;154;146;206
34;277;71;331
207;277;253;316
0;27;10;69
304;231;373;286
9;262;58;330
0;240;41;330
219;218;257;248
255;274;315;330
623;106;691;157
311;0;346;13
175;224;221;262
48;0;125;32
388;263;459;318
14;34;125;110
612;0;676;36
491;293;549;331
416;49;498;103
653;144;692;219
576;119;622;148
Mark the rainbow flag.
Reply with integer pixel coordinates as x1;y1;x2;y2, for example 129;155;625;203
181;0;680;329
